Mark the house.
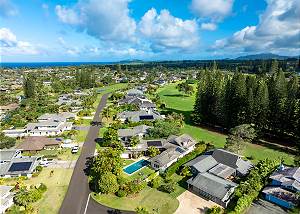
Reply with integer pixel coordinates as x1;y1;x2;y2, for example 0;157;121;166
0;149;40;178
117;110;163;123
149;147;187;171
0;149;22;164
118;97;156;111
186;149;252;177
3;121;73;137
37;112;76;122
262;166;300;209
17;136;61;152
0;185;14;214
118;125;151;143
127;89;144;97
187;172;237;207
149;134;197;171
185;149;252;207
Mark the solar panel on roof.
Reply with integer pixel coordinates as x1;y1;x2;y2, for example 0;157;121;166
8;162;32;172
139;115;154;120
147;141;162;147
175;147;185;154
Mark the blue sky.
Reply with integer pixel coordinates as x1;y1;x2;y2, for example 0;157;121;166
0;0;299;62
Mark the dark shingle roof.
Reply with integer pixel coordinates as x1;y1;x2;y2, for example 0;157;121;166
187;172;237;201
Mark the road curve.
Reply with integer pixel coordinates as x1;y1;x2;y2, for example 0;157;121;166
59;93;109;214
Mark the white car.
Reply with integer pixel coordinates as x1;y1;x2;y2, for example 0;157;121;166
71;146;79;154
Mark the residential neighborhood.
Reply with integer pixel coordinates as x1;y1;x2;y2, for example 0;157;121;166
0;0;300;213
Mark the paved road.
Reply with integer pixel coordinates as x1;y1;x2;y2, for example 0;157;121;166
59;93;110;214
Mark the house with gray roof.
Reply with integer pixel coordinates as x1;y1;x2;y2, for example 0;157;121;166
118;125;151;143
117;110;163;123
148;134;197;171
185;149;252;207
187;172;237;207
186;149;252;177
127;89;144;97
118;97;156;111
261;166;300;209
0;149;40;178
0;185;14;214
3;112;74;138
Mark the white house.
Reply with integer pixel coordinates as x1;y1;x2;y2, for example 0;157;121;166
0;186;14;214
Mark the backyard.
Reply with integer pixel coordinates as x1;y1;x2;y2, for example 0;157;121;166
157;83;295;165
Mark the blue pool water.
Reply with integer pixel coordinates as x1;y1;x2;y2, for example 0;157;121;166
123;159;149;174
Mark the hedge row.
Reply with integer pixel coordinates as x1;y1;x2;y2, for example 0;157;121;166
165;143;207;177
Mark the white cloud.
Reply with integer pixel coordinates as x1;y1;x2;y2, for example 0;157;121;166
190;0;234;21
211;0;300;55
0;0;17;17
201;22;217;31
139;8;199;50
0;28;40;55
55;0;136;43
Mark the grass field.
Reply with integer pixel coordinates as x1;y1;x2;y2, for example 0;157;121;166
3;168;73;214
92;186;179;214
23;148;80;160
75;130;88;143
157;83;295;165
157;83;226;148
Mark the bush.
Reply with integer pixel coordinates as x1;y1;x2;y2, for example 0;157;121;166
116;189;127;197
38;183;47;193
36;166;43;172
98;172;119;194
135;206;150;214
165;143;207;177
160;182;176;193
206;206;224;214
149;176;162;189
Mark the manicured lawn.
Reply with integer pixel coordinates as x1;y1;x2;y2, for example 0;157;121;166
157;83;226;148
80;118;92;126
157;83;295;164
244;142;295;165
75;130;88;143
92;186;179;214
30;168;73;214
3;168;73;214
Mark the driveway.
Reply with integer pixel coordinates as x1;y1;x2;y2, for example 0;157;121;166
47;160;77;169
59;93;110;214
175;191;219;214
247;199;288;214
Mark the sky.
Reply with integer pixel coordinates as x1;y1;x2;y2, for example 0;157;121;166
0;0;299;62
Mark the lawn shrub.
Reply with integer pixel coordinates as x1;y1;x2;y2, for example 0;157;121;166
38;183;47;192
116;189;127;197
160;182;176;193
165;143;207;177
98;172;119;194
228;159;279;213
149;176;163;189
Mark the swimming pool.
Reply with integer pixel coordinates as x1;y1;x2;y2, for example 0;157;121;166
123;159;149;174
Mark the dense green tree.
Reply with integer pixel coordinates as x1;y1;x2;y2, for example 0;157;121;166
176;82;194;95
148;120;180;138
98;172;119;194
23;75;36;98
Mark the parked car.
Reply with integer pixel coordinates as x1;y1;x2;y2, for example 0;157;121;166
71;146;79;154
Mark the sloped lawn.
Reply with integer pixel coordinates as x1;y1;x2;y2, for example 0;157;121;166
92;186;179;214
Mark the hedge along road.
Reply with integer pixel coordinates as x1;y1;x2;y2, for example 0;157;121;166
59;93;133;214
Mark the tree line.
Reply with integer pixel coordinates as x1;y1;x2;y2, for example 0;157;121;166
193;64;300;144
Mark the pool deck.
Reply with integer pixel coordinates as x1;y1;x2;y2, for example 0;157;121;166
123;157;150;175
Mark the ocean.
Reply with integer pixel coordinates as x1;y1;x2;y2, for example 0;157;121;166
0;62;115;69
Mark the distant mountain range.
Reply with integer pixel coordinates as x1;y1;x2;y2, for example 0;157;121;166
235;53;299;60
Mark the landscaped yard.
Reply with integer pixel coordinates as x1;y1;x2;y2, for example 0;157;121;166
157;83;295;165
121;159;155;181
92;186;179;214
3;168;73;214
